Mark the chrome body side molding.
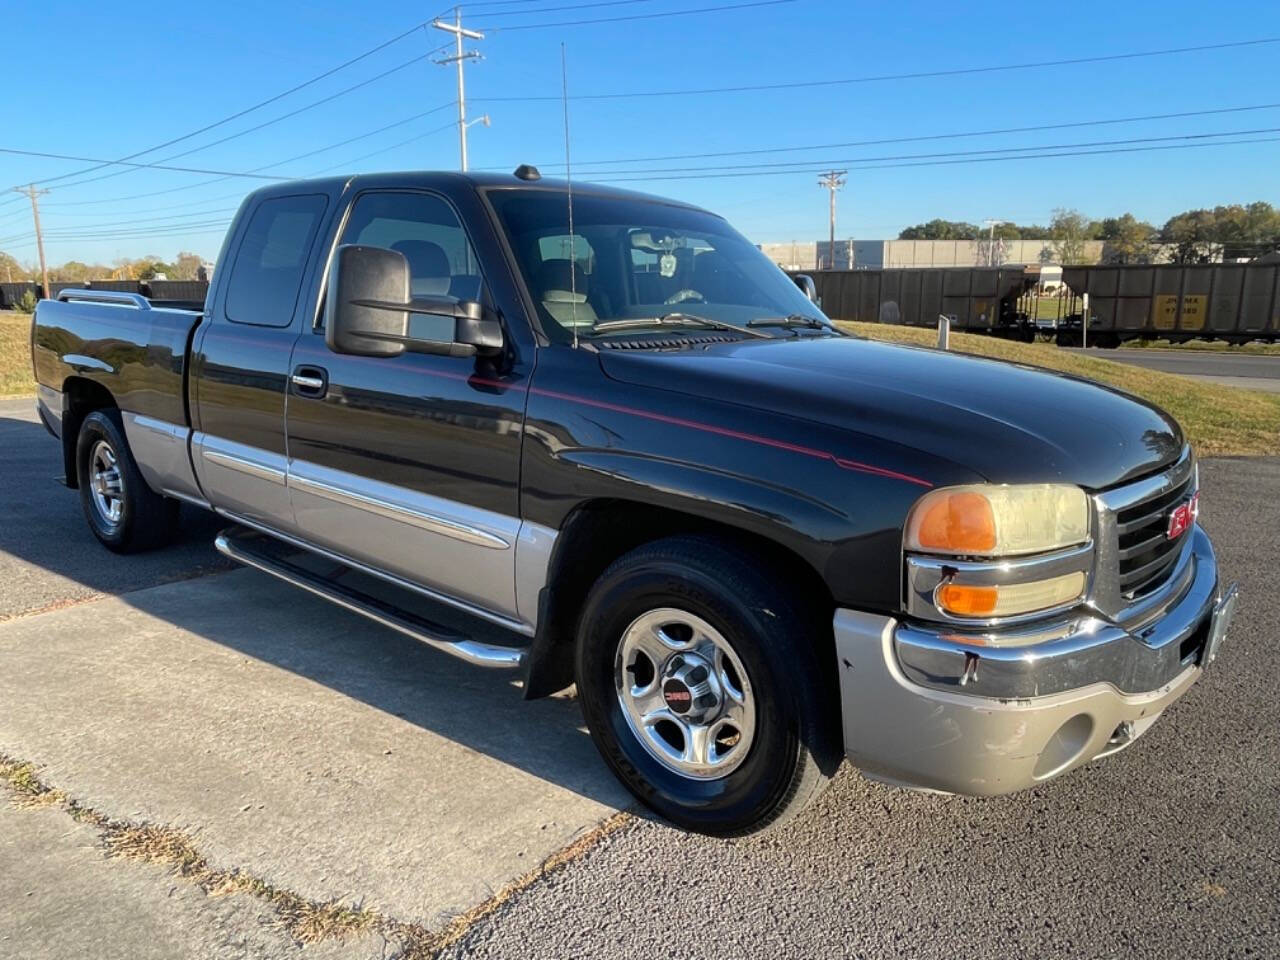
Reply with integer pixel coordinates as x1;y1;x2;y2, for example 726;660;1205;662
289;471;510;550
192;432;295;532
287;457;530;622
185;430;558;633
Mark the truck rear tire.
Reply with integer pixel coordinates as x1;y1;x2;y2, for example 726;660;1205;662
575;535;842;836
76;410;179;553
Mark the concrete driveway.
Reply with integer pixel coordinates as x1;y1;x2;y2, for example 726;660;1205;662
1;394;1277;959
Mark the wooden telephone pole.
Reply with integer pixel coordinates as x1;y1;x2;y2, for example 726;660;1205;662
15;184;51;299
817;171;846;269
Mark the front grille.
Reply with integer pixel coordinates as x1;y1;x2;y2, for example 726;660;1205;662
1108;458;1196;601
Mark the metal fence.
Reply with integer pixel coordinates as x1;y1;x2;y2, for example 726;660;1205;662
3;280;211;310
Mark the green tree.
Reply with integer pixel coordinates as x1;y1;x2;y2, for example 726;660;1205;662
0;251;29;282
1099;213;1156;264
170;251;204;281
1049;208;1093;265
1161;209;1219;263
898;219;982;240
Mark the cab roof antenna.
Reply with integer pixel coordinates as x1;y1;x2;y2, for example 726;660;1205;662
560;42;579;349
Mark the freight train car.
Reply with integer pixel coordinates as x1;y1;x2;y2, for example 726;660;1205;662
1059;262;1280;345
805;266;1042;339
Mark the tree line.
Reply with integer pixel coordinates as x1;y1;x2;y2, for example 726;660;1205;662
0;250;206;285
897;202;1280;265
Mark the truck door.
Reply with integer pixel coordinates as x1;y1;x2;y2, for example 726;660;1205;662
284;189;531;627
191;192;330;531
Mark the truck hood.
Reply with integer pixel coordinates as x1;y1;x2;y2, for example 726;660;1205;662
597;336;1184;490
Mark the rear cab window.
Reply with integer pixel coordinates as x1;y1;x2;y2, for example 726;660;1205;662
224;194;329;327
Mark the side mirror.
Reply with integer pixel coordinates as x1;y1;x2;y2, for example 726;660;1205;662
325;244;504;359
326;244;408;358
792;273;818;303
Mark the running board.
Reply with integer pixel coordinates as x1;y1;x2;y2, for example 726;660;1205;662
214;527;527;669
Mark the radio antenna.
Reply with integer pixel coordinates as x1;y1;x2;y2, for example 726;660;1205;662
560;42;579;349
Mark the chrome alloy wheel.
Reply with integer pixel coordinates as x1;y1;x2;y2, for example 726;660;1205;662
89;439;124;527
615;608;756;780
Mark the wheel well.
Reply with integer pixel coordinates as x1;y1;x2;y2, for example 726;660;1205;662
59;377;117;488
522;498;834;699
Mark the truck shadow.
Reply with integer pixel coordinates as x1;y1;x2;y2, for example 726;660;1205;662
0;404;633;812
0;404;232;619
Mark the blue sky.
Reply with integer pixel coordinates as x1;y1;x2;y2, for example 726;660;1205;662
1;0;1277;266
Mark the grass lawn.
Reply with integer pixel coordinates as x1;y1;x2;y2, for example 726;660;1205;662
837;321;1280;458
0;311;33;397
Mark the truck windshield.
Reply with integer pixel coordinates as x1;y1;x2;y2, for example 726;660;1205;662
486;188;832;343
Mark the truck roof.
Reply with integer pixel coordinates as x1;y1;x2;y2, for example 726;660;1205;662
241;170;719;217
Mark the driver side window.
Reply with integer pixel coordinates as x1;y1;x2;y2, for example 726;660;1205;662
336;191;483;342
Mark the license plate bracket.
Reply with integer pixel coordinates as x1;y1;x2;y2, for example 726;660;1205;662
1201;583;1239;667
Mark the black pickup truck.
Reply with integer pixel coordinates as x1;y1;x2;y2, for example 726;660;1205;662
31;170;1237;835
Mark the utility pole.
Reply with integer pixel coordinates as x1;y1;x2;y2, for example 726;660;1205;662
817;171;846;269
432;9;489;172
983;218;1007;267
15;184;50;300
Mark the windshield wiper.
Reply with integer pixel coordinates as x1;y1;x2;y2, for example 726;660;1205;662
591;313;771;339
747;314;839;333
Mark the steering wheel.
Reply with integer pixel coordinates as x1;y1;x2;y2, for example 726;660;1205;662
664;288;706;305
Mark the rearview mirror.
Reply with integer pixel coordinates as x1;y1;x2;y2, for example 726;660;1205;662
792;273;819;303
325;244;504;359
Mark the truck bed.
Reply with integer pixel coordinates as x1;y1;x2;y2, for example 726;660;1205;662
32;290;204;430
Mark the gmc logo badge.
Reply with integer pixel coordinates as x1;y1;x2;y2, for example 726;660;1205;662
666;690;691;702
1167;492;1199;541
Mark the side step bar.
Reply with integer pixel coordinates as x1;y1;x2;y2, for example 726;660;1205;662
214;527;527;669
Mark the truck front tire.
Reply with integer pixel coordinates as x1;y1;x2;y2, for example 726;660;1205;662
575;535;842;836
76;410;179;553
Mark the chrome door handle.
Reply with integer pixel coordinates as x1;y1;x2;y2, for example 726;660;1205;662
290;365;328;398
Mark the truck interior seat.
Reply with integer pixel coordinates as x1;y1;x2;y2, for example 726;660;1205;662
391;240;451;297
537;259;596;328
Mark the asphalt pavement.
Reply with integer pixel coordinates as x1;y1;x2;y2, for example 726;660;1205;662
1068;347;1280;393
1;391;1277;959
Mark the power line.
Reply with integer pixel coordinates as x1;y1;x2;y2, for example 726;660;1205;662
40;101;456;212
43;219;234;240
592;134;1280;182
16;22;452;190
42;48;450;194
0;147;289;181
533;101;1280;170
564;126;1280;177
473;36;1280;100
469;0;667;15
307;120;460;174
477;0;794;30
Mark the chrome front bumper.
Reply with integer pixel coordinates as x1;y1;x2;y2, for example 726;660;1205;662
833;525;1236;796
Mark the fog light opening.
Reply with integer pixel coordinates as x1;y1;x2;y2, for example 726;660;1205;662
1032;713;1095;780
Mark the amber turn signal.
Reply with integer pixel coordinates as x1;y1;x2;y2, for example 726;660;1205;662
936;583;998;617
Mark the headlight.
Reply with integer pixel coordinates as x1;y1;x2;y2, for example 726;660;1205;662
905;484;1090;558
904;483;1093;622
